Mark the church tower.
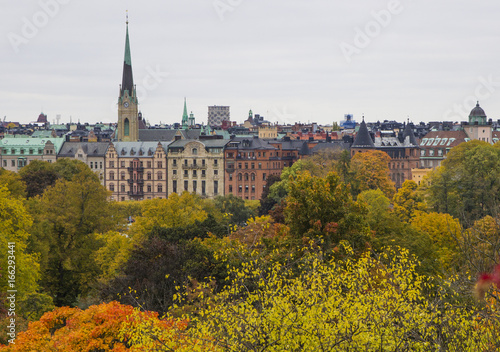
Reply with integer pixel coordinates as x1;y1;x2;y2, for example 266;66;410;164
117;15;139;142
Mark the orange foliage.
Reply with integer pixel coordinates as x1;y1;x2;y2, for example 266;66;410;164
0;301;192;352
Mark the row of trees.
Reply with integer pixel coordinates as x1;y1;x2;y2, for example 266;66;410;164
3;140;500;349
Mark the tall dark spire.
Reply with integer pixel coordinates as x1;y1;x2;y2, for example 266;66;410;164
121;13;134;97
402;121;418;146
352;119;374;147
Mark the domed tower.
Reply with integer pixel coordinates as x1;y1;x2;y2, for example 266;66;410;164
469;101;487;125
466;102;492;143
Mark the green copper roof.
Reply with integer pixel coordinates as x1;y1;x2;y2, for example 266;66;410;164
124;24;132;66
182;98;189;129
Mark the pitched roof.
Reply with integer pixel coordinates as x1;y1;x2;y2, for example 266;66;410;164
352;120;374;148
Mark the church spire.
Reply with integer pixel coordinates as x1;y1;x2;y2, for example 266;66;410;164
121;12;134;97
182;98;189;129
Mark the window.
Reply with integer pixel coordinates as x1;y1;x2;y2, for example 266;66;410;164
173;159;177;166
245;185;249;193
100;162;103;169
121;172;126;180
90;162;94;169
238;185;242;193
251;163;255;169
238;163;242;169
429;150;435;156
147;184;152;192
184;170;188;177
11;160;15;167
238;173;242;181
244;173;249;181
110;183;115;191
193;159;197;166
109;161;114;168
157;171;163;180
184;159;188;166
193;180;197;192
124;118;130;136
214;181;218;195
192;148;198;155
263;173;266;181
184;180;188;191
147;161;152;168
157;184;163;193
2;160;6;167
201;170;206;177
20;149;24;155
229;185;233;193
245;163;248;169
157;161;163;168
193;170;197;177
229;173;233;181
420;150;425;156
121;161;125;167
173;169;177;175
214;159;218;166
251;185;255;193
121;184;125;192
147;172;152;180
202;181;206;195
202;159;206;166
172;180;177;194
258;163;262;169
214;170;218;175
110;172;115;180
251;173;255;181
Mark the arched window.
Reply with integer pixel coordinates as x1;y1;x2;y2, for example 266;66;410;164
124;118;130;136
109;172;115;180
251;173;255;181
244;173;249;181
192;148;198;155
109;183;115;191
157;171;163;180
238;173;242;181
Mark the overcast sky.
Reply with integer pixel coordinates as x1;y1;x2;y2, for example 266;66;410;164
2;0;500;126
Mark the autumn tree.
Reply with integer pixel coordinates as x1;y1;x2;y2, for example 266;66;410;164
30;162;112;306
285;171;370;252
213;194;254;226
186;245;490;351
392;180;427;222
0;169;26;198
18;160;59;198
349;150;395;198
423;140;500;223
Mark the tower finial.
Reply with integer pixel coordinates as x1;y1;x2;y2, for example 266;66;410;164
126;10;129;25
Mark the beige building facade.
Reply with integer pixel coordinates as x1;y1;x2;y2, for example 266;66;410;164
105;142;170;201
167;138;228;198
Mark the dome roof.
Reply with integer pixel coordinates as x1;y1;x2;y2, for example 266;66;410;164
469;102;486;118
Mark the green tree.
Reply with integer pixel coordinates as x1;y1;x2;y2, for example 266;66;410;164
0;168;26;198
213;194;253;226
18;160;59;198
31;163;112;306
285;172;370;252
423;140;500;223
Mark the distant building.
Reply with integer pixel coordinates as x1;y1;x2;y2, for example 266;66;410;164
58;142;109;183
340;114;356;129
167;137;229;198
208;106;230;127
0;136;64;171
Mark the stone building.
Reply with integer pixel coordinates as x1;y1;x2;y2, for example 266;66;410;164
167;137;228;198
105;142;170;201
351;120;420;188
58;142;109;183
208;106;230;127
0;136;64;171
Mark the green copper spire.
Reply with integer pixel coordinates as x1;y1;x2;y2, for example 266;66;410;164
182;98;189;130
121;12;134;97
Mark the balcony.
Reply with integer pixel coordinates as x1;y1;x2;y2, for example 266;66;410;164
127;179;144;185
127;167;145;173
127;190;144;197
181;164;205;169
